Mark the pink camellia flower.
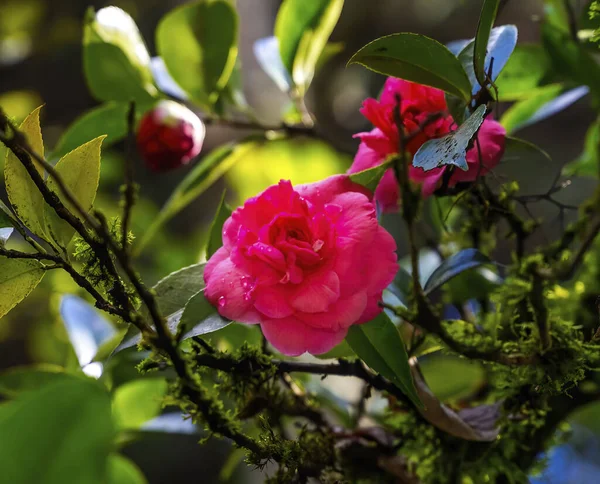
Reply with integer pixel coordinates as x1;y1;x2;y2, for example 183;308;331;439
203;175;398;356
137;100;205;172
348;78;506;212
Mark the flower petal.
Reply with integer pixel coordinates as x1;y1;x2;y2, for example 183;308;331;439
291;270;340;313
253;284;295;319
296;291;368;331
261;317;347;356
204;258;256;321
295;174;372;210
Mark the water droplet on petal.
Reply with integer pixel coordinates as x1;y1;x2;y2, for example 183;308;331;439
218;296;226;308
243;292;253;302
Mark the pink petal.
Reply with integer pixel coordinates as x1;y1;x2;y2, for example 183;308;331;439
204;246;230;282
409;165;445;198
296;291;368;331
204;257;256;321
253;284;295;319
359;292;384;323
291;270;340;313
375;169;400;213
295;174;372;210
261;317;348;356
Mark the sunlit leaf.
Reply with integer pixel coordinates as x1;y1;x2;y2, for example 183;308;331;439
150;56;188;101
112;378;168;430
206;191;232;259
0;200;16;246
419;354;485;401
413;104;487;172
107;454;147;484
45;136;105;247
83;7;157;103
4;105;48;240
494;44;551;101
0;257;44;320
499;84;563;134
0;364;73;398
346;312;422;407
349;33;472;101
0;376;114;483
156;1;238;109
275;0;344;94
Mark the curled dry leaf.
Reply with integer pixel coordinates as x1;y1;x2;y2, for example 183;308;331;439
409;357;501;441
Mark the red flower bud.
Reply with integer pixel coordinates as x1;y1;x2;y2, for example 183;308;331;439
136;100;205;172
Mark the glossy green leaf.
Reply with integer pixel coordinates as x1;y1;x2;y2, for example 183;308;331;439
156;1;238;109
253;36;292;92
346;312;422;407
276;0;344;94
446;266;502;303
107;454;147;484
52;102;136;160
413;104;487;172
349;33;472;101
420;354;485;401
112;378;168;429
153;262;206;318
179;290;231;339
45;136;105;248
564;117;600;177
499;84;563;134
0;257;45;320
4;106;48;240
83;7;157;103
206;191;233;259
494;44;551;101
473;0;501;86
135;139;261;255
424;248;493;295
0;376;114;484
0;364;73;398
349;159;391;192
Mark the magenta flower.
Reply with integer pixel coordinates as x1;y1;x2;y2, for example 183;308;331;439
348;78;506;212
204;175;398;356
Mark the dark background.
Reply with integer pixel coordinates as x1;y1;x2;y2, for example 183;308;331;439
1;0;599;482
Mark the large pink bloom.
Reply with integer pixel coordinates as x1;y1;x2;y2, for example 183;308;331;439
348;78;506;212
203;175;398;356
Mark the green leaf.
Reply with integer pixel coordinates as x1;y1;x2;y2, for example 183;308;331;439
135;139;261;255
424;248;493;295
83;7;158;103
420;354;485;401
315;340;355;360
348;159;391;192
565;116;600;177
107;454;147;484
153;262;206;318
179;290;231;340
112;378;168;430
0;364;74;398
0;257;45;320
275;0;344;94
346;312;422;407
52;102;140;160
4;105;48;240
44;136;105;248
206;191;233;259
156;1;238;109
0;376;114;484
413;104;487;172
348;33;472;101
473;0;501;87
494;44;551;101
499;84;563;134
457;25;518;97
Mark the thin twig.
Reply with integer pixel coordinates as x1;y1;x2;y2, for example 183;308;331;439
121;101;137;249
